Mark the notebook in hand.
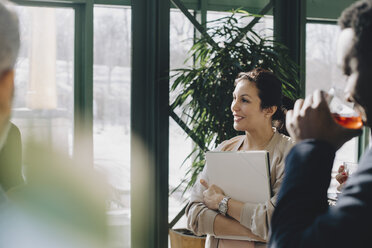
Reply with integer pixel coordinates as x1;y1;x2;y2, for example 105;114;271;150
205;150;272;241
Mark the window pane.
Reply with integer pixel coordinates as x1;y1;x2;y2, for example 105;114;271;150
169;9;194;230
306;23;343;93
93;6;131;248
12;7;74;155
306;23;358;195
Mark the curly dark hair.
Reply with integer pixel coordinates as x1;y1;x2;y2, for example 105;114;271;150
234;68;293;135
338;0;372;64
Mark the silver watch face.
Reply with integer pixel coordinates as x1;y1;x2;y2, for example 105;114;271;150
218;202;227;214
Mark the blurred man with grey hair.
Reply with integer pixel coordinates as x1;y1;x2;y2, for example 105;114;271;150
0;0;23;191
0;0;19;140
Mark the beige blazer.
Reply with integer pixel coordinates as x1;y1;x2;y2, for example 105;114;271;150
186;129;294;248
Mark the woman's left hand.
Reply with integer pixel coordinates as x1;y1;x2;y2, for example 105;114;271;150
200;179;225;210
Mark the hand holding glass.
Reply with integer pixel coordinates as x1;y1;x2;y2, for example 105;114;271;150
343;161;358;177
336;161;358;193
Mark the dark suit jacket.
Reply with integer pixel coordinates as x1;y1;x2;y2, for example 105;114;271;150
0;123;23;191
269;139;372;248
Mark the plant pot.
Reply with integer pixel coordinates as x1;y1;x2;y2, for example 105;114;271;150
169;228;206;248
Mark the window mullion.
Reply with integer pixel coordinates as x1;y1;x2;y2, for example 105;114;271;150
74;0;94;166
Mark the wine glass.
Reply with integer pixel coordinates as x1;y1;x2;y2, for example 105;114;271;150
327;87;363;129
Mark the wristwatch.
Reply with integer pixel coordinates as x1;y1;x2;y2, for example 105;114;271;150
218;196;231;216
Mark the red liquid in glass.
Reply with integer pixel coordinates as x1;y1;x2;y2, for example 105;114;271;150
332;113;363;129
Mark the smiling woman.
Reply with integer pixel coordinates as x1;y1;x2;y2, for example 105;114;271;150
186;68;294;248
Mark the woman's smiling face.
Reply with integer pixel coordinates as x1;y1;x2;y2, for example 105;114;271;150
231;79;269;132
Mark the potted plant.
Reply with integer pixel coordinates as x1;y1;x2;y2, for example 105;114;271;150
169;10;301;247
